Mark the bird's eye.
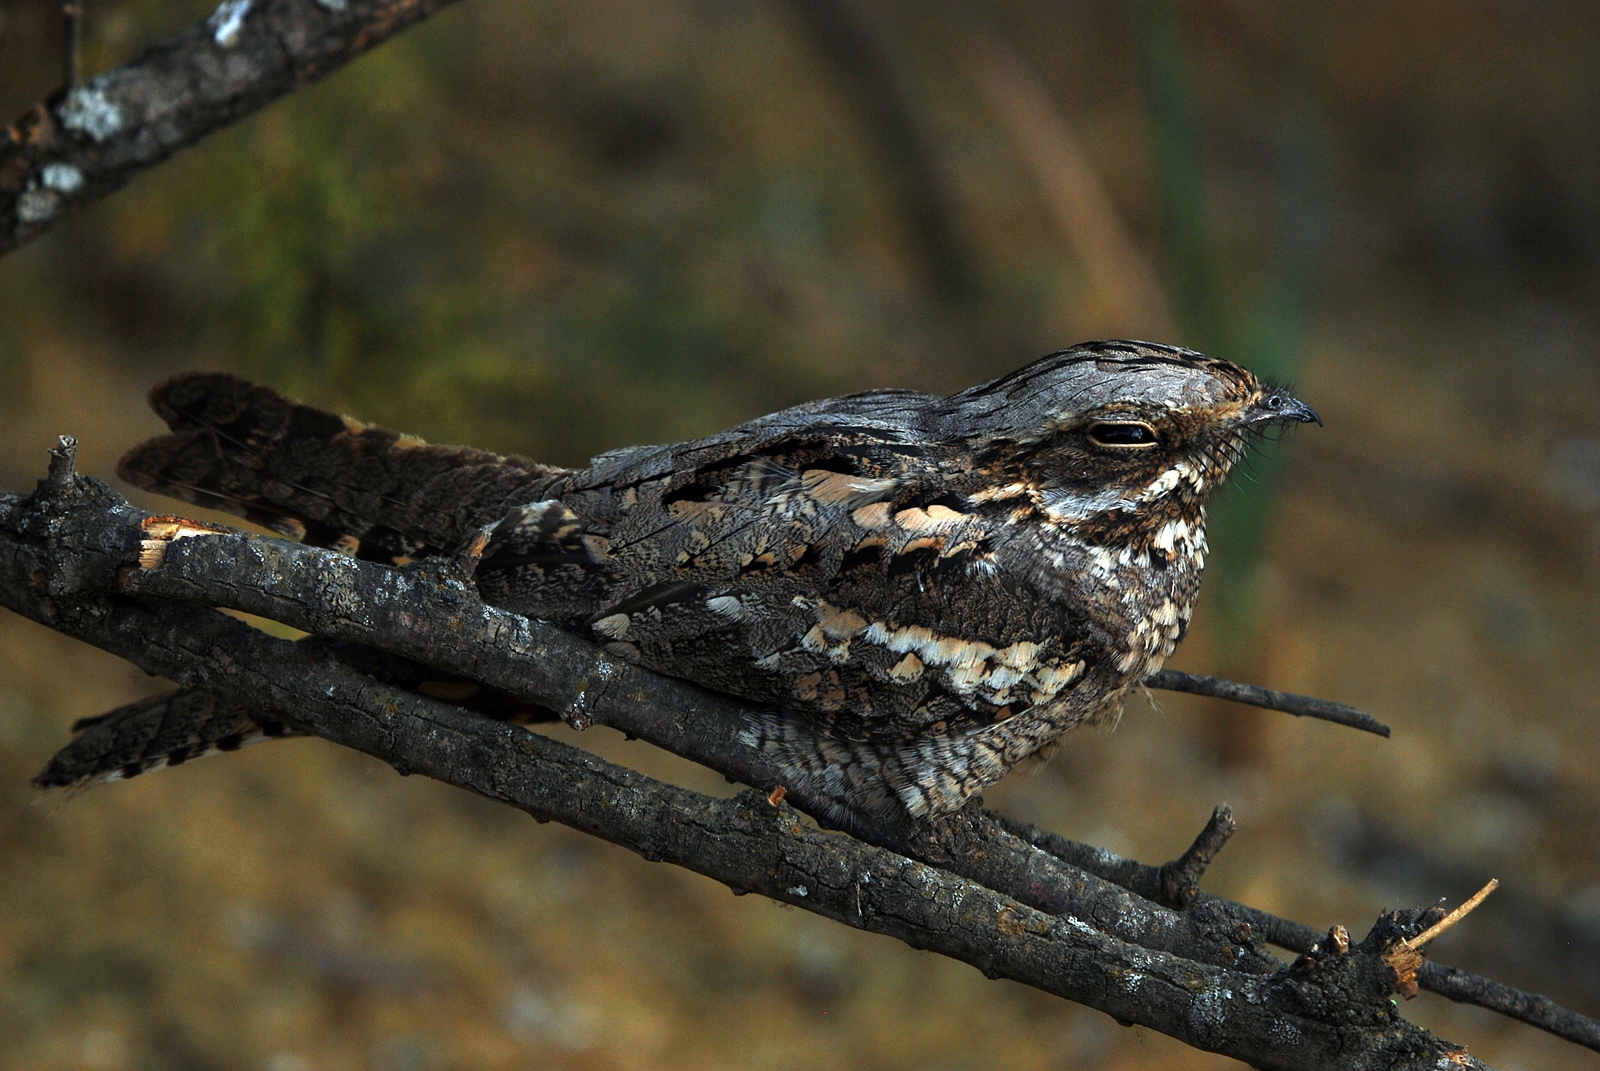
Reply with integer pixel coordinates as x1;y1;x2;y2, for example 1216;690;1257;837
1087;421;1159;448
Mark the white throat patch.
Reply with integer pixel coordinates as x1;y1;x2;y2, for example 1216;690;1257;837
1040;458;1207;524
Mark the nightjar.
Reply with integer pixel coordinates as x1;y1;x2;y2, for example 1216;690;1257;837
77;340;1318;828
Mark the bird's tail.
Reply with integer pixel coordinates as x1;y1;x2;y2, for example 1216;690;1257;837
118;373;566;560
34;644;557;794
32;690;294;793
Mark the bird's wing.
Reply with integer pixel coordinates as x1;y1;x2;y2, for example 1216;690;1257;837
473;405;1077;738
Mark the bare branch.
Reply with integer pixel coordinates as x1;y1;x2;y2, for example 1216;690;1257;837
117;498;1278;974
70;475;1600;1052
996;816;1600;1053
0;464;1500;1070
1;0;464;256
1404;880;1500;952
70;470;1600;1050
1383;881;1501;1001
1146;668;1392;737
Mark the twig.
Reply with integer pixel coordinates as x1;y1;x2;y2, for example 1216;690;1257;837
1157;804;1236;908
1384;882;1498;1001
992;814;1600;1053
1146;669;1391;737
3;0;465;256
1314;810;1600;1043
1418;964;1598;1049
1403;880;1499;950
45;435;77;493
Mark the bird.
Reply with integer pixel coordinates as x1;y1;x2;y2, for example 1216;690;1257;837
37;340;1317;830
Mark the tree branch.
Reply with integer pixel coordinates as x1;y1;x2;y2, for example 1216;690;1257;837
108;496;1290;976
995;818;1600;1052
1;0;464;256
1146;669;1391;737
30;447;1598;1053
3;451;1580;1067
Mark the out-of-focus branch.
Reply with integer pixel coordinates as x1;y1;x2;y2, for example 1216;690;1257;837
1;0;464;256
785;0;979;305
0;452;1502;1070
62;1;83;90
957;28;1175;339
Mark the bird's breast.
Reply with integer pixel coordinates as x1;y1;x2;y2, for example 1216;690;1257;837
1025;508;1209;682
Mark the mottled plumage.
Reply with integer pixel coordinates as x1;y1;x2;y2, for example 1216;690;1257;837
46;340;1317;828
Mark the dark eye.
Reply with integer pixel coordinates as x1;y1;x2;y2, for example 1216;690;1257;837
1087;421;1160;448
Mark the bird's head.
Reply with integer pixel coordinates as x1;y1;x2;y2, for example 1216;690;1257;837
939;340;1318;534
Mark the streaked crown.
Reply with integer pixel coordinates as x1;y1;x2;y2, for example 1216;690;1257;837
938;340;1318;528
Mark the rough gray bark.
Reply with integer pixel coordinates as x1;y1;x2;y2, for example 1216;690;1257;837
0;0;464;255
994;816;1600;1051
8;443;1596;1068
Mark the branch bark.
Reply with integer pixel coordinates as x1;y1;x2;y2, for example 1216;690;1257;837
1147;669;1390;737
1;0;464;256
103;483;1578;1034
5;452;1587;1067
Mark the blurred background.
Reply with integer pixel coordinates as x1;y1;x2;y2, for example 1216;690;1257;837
2;1;1598;1068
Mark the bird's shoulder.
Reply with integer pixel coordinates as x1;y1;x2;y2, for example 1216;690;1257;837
468;389;1107;736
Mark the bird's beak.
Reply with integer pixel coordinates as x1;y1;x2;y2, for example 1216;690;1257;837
1247;387;1321;427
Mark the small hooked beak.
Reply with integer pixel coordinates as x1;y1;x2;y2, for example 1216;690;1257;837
1247;387;1321;427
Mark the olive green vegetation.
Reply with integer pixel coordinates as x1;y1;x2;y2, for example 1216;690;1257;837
24;0;1071;466
3;2;1600;1070
1139;0;1330;661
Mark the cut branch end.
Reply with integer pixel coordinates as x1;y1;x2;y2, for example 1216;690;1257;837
45;434;77;491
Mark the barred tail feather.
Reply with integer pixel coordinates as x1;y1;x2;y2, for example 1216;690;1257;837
32;690;294;793
118;373;567;560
